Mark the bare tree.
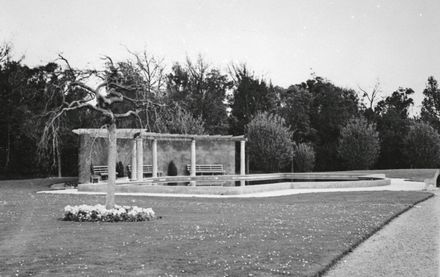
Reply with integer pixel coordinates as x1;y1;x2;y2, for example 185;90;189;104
41;55;156;209
127;49;166;96
358;80;381;110
116;49;169;132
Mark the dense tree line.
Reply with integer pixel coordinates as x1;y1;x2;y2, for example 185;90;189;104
1;43;440;177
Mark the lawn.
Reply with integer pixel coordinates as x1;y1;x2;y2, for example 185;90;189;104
0;179;433;277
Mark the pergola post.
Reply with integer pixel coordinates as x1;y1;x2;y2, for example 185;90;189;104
130;139;137;181
136;137;143;181
152;139;158;178
190;139;196;186
240;139;246;186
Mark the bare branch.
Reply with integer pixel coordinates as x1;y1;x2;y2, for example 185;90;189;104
358;80;381;110
114;110;139;118
57;54;73;72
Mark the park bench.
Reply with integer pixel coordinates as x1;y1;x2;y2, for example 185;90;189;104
186;164;226;175
90;165;109;183
127;165;163;178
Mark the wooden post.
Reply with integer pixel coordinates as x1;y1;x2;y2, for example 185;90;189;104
130;139;137;181
152;139;158;178
240;140;246;186
136;137;143;181
190;139;196;186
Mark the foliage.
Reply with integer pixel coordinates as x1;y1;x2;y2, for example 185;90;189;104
375;88;414;169
167;160;178;186
63;204;156;222
154;104;206;135
246;112;293;172
338;117;380;170
0;42;12;64
116;161;125;177
278;85;314;142
421;76;440;131
167;56;231;134
0;59;81;177
229;64;279;135
167;161;178;176
293;143;315;172
306;76;360;171
404;121;440;168
1;42;437;177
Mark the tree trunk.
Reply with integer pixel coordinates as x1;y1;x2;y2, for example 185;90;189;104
106;121;117;209
57;147;62;177
4;123;10;170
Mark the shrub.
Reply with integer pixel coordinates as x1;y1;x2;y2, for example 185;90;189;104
63;204;156;222
338;117;380;170
404;121;440;168
116;161;125;177
246;112;294;172
293;143;315;172
167;161;178;186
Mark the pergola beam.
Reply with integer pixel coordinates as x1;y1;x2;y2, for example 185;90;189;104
72;128;246;141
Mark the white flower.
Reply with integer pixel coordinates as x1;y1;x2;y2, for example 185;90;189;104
63;204;156;222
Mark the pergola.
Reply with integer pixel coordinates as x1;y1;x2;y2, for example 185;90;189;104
72;129;247;183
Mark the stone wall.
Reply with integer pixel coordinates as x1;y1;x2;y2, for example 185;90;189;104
78;135;236;183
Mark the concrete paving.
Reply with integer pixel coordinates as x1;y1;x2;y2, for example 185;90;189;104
37;178;429;198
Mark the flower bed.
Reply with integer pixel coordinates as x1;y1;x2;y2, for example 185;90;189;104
63;204;156;222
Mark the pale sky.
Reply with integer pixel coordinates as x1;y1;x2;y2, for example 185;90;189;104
1;0;439;111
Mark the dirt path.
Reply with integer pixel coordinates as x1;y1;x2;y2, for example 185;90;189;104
325;192;440;277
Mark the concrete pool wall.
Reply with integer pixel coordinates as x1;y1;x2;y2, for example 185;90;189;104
77;173;390;195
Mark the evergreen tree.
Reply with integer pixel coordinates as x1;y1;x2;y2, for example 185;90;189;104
421;76;440;131
306;76;359;171
375;88;414;168
278;84;314;142
229;64;278;135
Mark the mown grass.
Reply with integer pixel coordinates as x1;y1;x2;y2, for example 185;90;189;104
0;179;433;277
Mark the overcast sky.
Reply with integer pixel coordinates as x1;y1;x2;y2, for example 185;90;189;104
1;0;439;111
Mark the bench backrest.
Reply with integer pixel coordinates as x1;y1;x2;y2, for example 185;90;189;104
127;165;155;173
187;164;224;172
92;165;108;174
